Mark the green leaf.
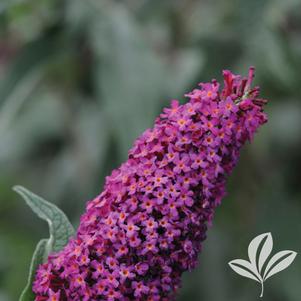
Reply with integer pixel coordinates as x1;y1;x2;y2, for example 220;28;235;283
0;35;61;136
19;239;48;301
91;5;166;158
0;35;57;105
14;186;75;301
13;185;75;253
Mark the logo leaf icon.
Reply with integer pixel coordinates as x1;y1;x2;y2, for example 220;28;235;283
248;232;272;273
263;250;297;281
229;233;297;298
228;259;261;283
258;233;273;273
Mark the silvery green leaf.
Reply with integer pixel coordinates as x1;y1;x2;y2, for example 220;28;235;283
248;232;271;272
91;4;165;157
228;259;261;283
263;250;297;281
0;35;56;104
19;239;48;301
13;185;74;252
15;186;75;301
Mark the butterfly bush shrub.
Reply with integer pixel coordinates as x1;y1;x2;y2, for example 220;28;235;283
33;68;267;300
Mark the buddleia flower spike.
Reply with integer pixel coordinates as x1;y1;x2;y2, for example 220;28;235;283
33;67;268;301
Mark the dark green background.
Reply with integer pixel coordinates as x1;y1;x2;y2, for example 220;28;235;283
0;0;300;300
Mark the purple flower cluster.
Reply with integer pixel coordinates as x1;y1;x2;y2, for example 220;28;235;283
33;68;267;301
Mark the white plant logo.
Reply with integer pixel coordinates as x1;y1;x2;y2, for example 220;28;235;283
228;232;297;298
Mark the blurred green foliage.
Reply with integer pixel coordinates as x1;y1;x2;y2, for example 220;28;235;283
0;0;300;300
